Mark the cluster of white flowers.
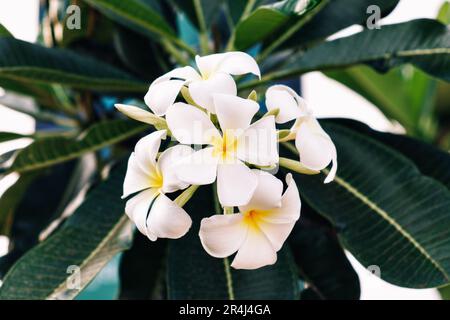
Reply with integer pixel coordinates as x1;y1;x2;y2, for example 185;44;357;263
116;52;337;270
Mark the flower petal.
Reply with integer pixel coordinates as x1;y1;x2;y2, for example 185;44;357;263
114;104;163;125
237;116;278;166
134;130;166;174
125;188;158;237
265;85;305;124
231;227;277;270
122;153;152;198
195;52;260;78
158;145;194;193
217;161;257;206
144;79;185;116
216;52;261;78
152;66;201;85
260;173;301;224
213;93;259;131
188;73;237;113
146;193;192;240
295;117;337;183
166;103;221;145
255;220;296;252
174;147;219;185
199;214;247;258
239;170;283;213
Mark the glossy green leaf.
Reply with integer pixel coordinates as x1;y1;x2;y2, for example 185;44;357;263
118;233;167;299
270;19;450;83
0;172;39;236
0;132;28;143
0;38;147;92
0;161;79;278
0;24;12;38
233;0;322;50
0;161;133;300
9;120;147;174
327;118;450;190
283;0;400;48
83;0;175;39
289;123;450;288
167;185;301;299
288;202;360;300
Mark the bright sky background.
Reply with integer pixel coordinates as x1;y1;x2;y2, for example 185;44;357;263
0;0;447;299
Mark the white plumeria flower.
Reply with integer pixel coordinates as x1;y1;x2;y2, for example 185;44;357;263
166;93;278;206
266;85;337;183
144;52;260;115
122;130;194;241
199;171;301;270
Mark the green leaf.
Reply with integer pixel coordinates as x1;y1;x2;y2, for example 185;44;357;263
327;118;450;190
288;202;360;300
0;160;132;300
273;19;450;83
0;38;147;92
0;172;39;236
167;185;301;299
9;120;147;174
289;122;450;288
233;0;321;50
440;284;450;300
0;161;80;278
325;65;439;139
0;24;12;38
83;0;175;39
0;132;28;143
437;1;450;24
172;0;225;28
118;233;167;299
283;0;400;48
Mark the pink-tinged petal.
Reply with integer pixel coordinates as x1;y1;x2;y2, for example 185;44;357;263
217;161;257;206
199;214;247;258
166;103;221;145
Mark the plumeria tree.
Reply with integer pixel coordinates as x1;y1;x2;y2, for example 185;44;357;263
0;0;449;300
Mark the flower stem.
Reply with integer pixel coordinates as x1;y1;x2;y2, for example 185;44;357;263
225;0;257;52
279;156;320;175
194;0;210;54
174;185;199;207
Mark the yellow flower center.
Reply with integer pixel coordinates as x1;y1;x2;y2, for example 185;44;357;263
148;165;164;189
211;131;238;161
